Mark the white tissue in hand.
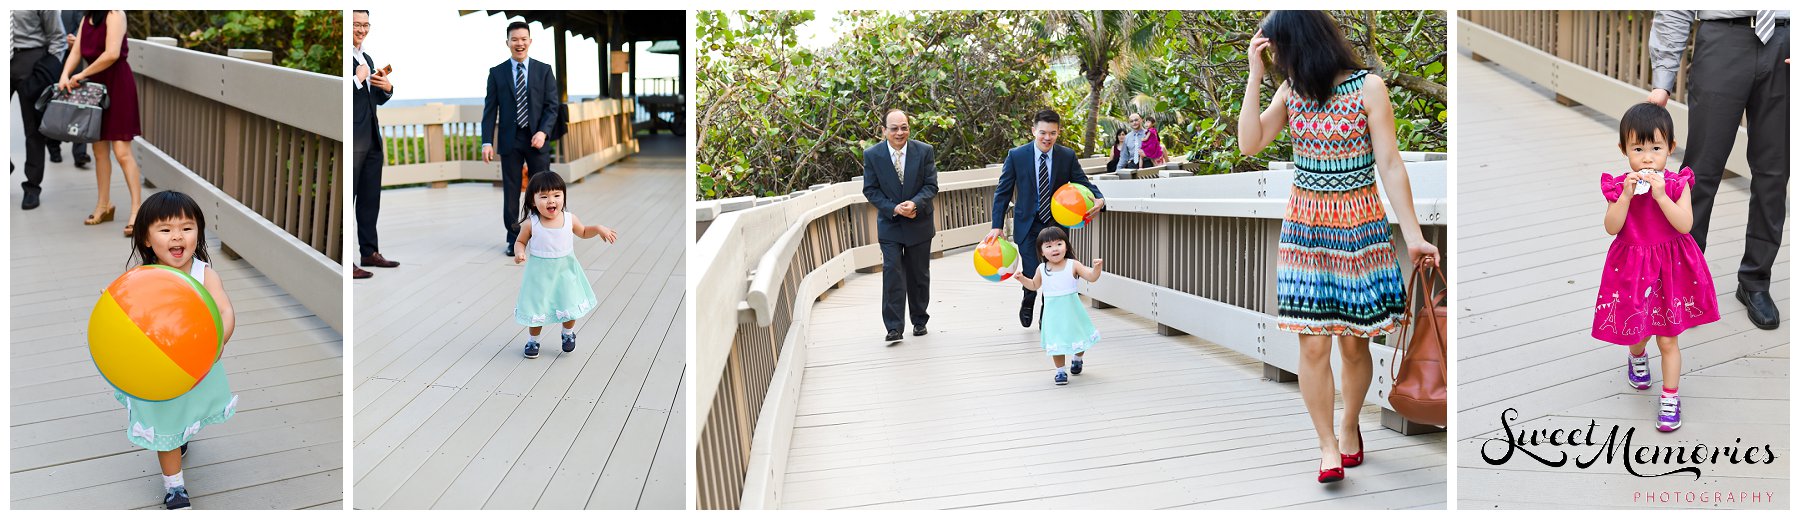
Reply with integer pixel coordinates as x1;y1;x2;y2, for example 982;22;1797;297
1633;168;1656;195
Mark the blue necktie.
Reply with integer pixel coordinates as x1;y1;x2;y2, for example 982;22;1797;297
514;62;528;128
1037;151;1052;223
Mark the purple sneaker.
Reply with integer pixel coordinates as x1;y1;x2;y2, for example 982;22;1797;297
1657;396;1681;432
1626;354;1651;390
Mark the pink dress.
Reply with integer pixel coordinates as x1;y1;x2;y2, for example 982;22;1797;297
1592;167;1719;344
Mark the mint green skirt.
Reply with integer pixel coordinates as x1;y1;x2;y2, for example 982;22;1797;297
515;253;599;326
114;360;237;451
1041;293;1100;356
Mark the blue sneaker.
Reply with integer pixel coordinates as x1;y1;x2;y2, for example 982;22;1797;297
1054;371;1068;386
1070;357;1084;376
561;331;576;353
1657;396;1681;432
164;486;191;510
1626;353;1651;390
523;339;541;359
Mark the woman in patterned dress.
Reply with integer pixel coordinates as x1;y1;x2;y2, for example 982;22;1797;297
1236;11;1439;484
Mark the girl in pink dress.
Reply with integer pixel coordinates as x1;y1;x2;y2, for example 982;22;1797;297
1593;103;1718;433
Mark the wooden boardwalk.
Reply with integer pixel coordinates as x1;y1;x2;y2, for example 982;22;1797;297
351;135;685;510
780;250;1446;509
9;111;344;509
1455;53;1789;509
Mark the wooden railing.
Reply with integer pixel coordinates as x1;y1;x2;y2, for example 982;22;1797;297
129;38;344;332
1459;11;1751;176
692;156;1446;509
375;99;639;187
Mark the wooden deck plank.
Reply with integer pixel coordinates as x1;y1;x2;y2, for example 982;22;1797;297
351;135;686;510
778;248;1446;509
1453;53;1788;509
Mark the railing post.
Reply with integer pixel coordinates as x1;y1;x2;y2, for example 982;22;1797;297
1382;409;1445;435
1551;11;1582;106
1154;213;1186;337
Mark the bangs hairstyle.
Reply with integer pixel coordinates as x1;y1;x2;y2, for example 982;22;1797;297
1618;102;1675;148
520;171;569;223
1036;225;1070;250
1260;11;1365;104
130;191;210;267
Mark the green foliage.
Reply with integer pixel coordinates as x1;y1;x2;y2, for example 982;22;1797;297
696;10;1447;197
1128;10;1447;174
696;11;1058;199
126;10;342;75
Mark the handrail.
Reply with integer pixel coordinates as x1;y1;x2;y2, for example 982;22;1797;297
375;98;639;186
129;38;344;332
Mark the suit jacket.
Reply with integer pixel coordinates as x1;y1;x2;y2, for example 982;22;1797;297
482;57;560;151
352;50;392;157
991;143;1102;245
862;140;940;246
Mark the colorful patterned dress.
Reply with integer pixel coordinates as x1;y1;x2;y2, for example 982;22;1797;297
1276;70;1407;337
1591;168;1719;344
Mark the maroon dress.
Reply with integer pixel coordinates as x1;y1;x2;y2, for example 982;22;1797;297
79;13;141;142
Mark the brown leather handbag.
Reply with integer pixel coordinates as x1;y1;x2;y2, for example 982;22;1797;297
1388;263;1447;427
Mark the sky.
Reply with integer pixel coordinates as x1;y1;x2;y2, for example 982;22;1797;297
359;10;679;101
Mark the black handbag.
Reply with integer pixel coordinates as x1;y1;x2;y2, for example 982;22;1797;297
36;81;109;144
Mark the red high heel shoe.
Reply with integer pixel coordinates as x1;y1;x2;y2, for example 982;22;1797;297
1318;461;1345;483
1342;428;1365;468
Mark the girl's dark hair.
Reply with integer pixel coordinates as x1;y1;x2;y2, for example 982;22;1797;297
1619;102;1676;148
520;171;569;223
130;191;210;268
1037;225;1069;251
1260;11;1365;104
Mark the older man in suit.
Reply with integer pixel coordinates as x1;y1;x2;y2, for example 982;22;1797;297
863;109;940;342
351;9;397;279
986;109;1104;327
482;20;561;257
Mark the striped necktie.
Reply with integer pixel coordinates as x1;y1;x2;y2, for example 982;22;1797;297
1037;150;1052;223
514;62;528;128
892;149;905;186
1754;10;1775;44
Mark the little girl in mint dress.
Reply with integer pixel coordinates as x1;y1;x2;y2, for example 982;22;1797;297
1015;226;1105;385
111;190;238;509
513;171;618;358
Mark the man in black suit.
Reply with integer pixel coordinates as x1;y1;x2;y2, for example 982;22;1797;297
45;10;89;169
481;20;560;257
862;109;940;342
351;10;398;279
986;109;1104;327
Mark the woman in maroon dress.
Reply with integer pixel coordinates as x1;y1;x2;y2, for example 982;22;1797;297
59;10;143;236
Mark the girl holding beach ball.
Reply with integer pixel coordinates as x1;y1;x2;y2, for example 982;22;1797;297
91;191;238;509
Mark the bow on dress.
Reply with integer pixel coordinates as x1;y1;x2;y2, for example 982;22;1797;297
1601;167;1694;203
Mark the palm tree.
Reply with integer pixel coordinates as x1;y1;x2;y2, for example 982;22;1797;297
1046;10;1154;156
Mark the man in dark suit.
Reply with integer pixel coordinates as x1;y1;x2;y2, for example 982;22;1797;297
46;10;89;169
481;20;560;257
862;109;940;342
986;109;1105;327
351;10;398;279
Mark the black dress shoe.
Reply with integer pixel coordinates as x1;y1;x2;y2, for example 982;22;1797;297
1020;292;1037;327
47;147;62;163
73;149;90;169
21;192;39;210
505;244;516;257
913;325;928;336
885;330;902;342
1737;286;1780;330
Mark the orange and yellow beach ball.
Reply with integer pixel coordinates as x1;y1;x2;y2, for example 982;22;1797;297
974;237;1019;282
1052;183;1097;229
88;265;223;401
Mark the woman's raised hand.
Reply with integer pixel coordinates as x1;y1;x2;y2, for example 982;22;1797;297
1247;30;1271;81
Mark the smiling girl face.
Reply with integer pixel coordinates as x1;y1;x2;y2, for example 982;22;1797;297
146;216;200;269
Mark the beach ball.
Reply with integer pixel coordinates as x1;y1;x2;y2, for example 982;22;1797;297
974;237;1019;282
88;265;223;401
1051;183;1096;229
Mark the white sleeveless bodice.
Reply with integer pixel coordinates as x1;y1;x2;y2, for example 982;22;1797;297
527;212;575;258
1040;261;1079;297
